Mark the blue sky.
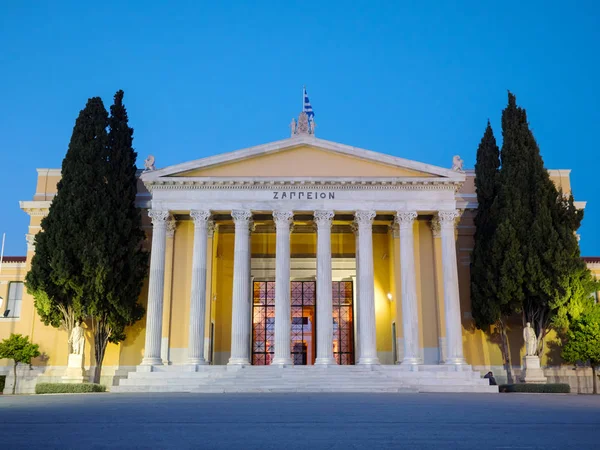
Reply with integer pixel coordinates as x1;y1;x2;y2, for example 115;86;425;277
1;1;598;256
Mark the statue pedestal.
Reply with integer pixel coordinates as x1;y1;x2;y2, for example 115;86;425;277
62;354;85;383
521;355;547;384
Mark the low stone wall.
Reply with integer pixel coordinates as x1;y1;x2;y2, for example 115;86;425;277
0;364;136;394
473;365;598;394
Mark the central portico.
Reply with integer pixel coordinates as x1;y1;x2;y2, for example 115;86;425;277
138;129;468;372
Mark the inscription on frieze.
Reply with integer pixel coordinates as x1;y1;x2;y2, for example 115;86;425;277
272;191;335;200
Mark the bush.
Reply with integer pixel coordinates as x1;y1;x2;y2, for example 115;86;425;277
499;383;570;393
0;375;5;393
35;383;106;394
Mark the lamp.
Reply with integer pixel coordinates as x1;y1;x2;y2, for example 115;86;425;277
387;293;393;301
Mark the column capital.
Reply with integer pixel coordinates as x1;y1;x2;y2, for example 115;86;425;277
207;221;216;238
149;209;170;226
390;222;400;239
231;209;252;224
395;211;417;229
430;216;441;238
437;210;461;228
191;210;211;225
314;210;334;228
273;211;294;229
354;210;376;227
166;215;177;238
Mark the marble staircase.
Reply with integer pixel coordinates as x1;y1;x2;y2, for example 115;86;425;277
111;364;498;393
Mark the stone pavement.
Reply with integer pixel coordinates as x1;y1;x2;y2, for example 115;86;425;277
0;393;598;449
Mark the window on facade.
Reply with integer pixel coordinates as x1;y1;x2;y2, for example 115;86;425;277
4;282;23;318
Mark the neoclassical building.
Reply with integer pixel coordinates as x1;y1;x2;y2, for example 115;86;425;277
1;112;597;393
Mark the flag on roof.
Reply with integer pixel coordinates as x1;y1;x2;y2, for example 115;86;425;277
303;87;314;120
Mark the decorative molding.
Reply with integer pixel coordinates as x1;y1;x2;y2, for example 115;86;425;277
143;179;464;193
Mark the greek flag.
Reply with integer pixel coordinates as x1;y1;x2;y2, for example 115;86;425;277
303;87;314;120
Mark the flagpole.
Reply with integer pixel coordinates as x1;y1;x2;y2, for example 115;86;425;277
302;85;305;112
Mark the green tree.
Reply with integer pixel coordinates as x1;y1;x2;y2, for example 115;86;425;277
0;334;40;394
25;97;109;350
471;121;522;383
495;92;588;355
85;90;147;383
561;300;600;394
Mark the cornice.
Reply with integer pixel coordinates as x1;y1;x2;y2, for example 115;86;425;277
144;178;464;192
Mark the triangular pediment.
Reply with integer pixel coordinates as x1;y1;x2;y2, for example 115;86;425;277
142;136;463;181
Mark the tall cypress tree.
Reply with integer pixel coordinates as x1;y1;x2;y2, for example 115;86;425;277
86;90;147;383
26;97;109;351
496;92;588;355
471;121;521;383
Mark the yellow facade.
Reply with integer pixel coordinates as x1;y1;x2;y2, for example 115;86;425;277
1;142;596;388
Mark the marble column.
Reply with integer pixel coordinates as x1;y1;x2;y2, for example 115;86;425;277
396;211;422;365
438;210;466;365
355;210;380;365
430;217;447;364
161;216;177;365
187;210;211;365
228;210;253;365
141;209;170;366
272;210;294;366
314;210;336;365
351;223;361;362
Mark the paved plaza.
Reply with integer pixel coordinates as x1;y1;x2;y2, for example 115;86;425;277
1;393;598;449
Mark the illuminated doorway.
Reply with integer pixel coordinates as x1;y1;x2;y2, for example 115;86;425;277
252;281;275;365
251;280;354;365
291;281;316;365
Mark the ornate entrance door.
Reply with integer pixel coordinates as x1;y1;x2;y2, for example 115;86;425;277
252;281;275;365
251;280;355;365
291;281;316;365
332;281;354;365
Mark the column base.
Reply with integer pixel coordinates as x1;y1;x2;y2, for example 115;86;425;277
187;358;208;365
401;357;423;366
271;357;293;366
141;357;163;366
357;356;380;365
227;357;250;366
314;357;337;366
444;357;466;365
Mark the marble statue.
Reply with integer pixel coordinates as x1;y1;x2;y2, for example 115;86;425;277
68;320;85;355
523;322;537;356
451;155;464;172
290;118;296;137
144;155;156;172
310;118;316;135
